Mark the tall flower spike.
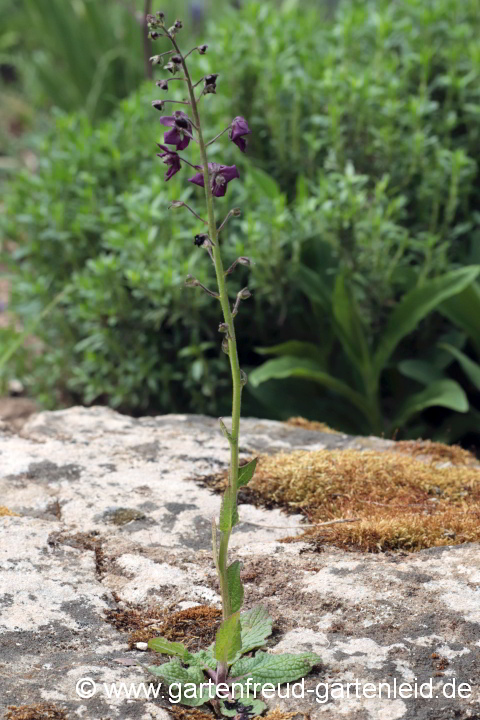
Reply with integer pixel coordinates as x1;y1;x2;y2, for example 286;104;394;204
230;116;252;153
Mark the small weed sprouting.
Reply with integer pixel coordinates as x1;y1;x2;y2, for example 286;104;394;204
142;12;321;716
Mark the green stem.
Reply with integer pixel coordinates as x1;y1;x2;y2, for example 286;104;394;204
171;35;242;622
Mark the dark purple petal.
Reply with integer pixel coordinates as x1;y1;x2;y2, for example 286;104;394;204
164;128;191;150
188;172;205;188
159;115;176;127
219;165;240;182
230;116;251;154
156;144;181;181
212;182;227;198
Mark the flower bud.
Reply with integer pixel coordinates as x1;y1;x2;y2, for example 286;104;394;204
150;55;164;65
146;14;156;24
171;54;183;64
237;287;252;300
151;100;165;111
194;233;209;247
169;201;185;209
204;74;219;94
185;274;199;287
174;19;183;28
156;11;165;20
218;322;229;333
237;256;252;266
198;44;208;54
156;79;169;90
232;208;242;217
164;61;179;74
150;31;160;40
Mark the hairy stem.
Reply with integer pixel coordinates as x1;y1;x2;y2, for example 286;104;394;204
169;34;242;623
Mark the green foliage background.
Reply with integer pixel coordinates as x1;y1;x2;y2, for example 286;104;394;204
2;0;480;443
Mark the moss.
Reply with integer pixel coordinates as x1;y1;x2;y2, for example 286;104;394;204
286;416;340;434
105;603;222;651
6;704;68;720
0;506;18;517
250;448;479;552
201;444;479;552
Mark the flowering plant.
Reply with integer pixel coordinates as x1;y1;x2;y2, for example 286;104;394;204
144;13;320;716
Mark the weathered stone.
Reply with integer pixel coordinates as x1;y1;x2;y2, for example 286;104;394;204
0;407;478;720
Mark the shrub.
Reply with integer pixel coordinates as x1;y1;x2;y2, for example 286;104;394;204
3;0;480;440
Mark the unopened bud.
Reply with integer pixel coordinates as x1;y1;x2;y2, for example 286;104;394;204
164;61;179;74
156;11;165;20
150;31;160;40
151;100;165;111
150;55;164;65
204;73;219;94
240;369;248;386
146;14;156;23
171;54;182;64
194;233;209;247
185;275;199;287
237;257;252;266
232;208;241;217
237;287;252;300
198;44;208;54
169;201;184;209
168;25;177;35
218;322;229;334
156;79;169;90
174;19;183;28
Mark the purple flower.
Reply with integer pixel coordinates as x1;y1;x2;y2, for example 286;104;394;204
188;163;240;198
160;110;193;151
156;144;181;181
229;116;251;153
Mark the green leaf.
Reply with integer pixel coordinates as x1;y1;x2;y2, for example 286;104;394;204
239;606;273;654
397;360;445;385
188;647;217;672
373;266;480;381
215;612;242;664
147;637;190;660
332;273;372;382
238;458;257;488
219;486;239;532
249;357;373;424
227;561;244;613
440;282;480;356
391;379;469;430
230;650;321;685
220;695;267;717
248;166;281;200
438;343;480;391
255;340;325;364
146;662;213;706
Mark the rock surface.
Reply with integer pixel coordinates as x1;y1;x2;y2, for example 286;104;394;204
0;407;478;720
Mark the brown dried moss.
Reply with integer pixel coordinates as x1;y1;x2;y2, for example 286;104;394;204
0;506;18;517
170;707;215;720
286;417;340;434
393;439;478;466
6;704;68;720
249;449;479;552
105;602;221;651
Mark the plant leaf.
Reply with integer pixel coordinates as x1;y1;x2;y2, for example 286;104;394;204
239;606;273;654
230;650;321;685
438;343;480;391
147;637;190;660
255;340;325;364
391;379;469;430
373;266;480;381
227;561;244;613
220;695;267;717
397;359;445;385
249;357;373;424
219;486;239;532
238;458;257;488
215;612;242;664
440;281;480;356
332;273;372;383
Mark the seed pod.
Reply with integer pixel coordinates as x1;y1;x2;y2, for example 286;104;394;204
232;208;242;217
238;287;252;300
